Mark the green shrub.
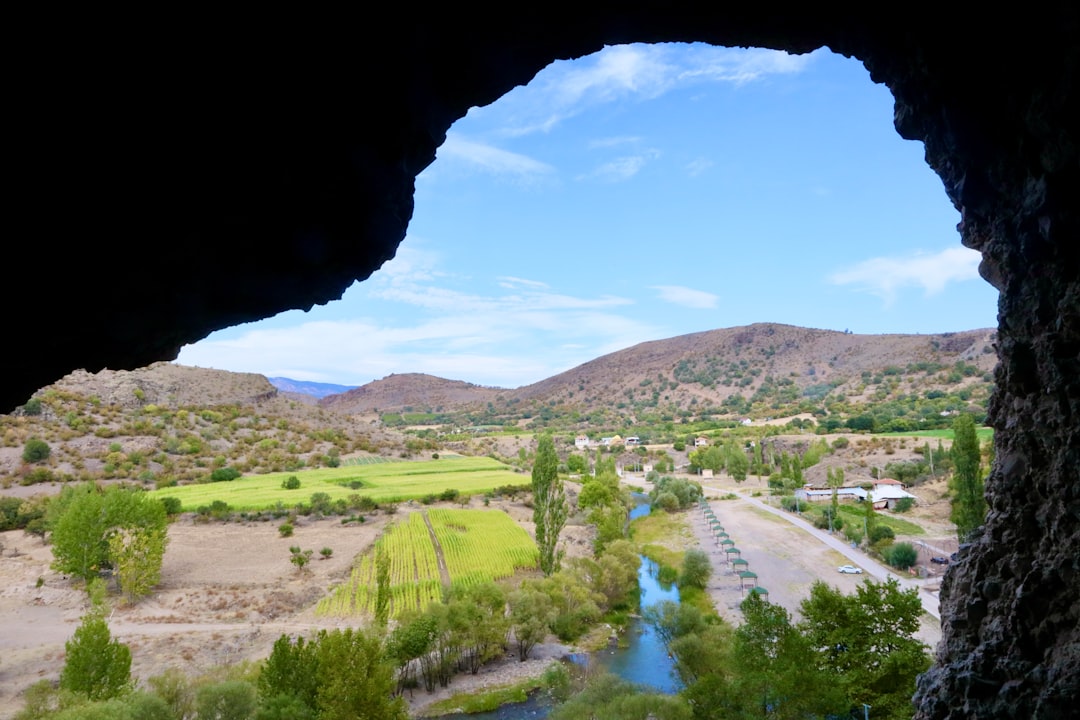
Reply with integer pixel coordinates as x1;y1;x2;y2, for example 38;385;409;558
894;497;915;513
281;475;300;490
679;549;712;590
160;497;183;515
21;467;56;485
655;491;679;512
210;467;241;482
22;438;51;463
278;523;294;538
887;542;918;569
870;525;895;543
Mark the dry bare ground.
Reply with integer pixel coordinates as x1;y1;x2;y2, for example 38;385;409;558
0;463;949;718
0;496;593;719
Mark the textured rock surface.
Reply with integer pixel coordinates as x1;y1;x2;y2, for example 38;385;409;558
8;5;1079;717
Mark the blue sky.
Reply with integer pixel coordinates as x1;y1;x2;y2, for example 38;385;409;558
178;44;998;390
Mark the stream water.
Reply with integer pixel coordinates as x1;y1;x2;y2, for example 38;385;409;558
434;498;680;719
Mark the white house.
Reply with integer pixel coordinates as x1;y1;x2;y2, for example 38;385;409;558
694;436;710;447
575;435;590;449
868;484;917;510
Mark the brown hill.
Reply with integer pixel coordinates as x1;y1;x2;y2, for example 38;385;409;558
320;373;504;414
513;323;996;406
51;362;278;409
318;324;998;422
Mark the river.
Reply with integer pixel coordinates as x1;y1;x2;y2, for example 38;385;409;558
434;498;680;719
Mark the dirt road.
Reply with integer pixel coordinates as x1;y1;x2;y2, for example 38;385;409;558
690;486;942;649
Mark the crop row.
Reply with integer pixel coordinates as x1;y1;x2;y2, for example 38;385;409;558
316;508;538;620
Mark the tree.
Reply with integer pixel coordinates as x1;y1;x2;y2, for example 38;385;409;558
531;434;567;575
108;525;169;603
374;548;391;626
725;593;845;719
314;628;408;720
949;413;987;543
60;601;131;701
289;546;314;572
22;438;51;463
799;578;930;720
51;484;168;589
196;681;257;720
679;548;712;590
508;585;554;661
258;634;320;714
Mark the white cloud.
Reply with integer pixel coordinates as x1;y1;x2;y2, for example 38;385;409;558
685;157;714;177
497;44;815;136
588;136;642;149
828;247;982;306
179;246;656;389
651;285;720;309
579;148;661;182
438;133;554;178
498;276;549;289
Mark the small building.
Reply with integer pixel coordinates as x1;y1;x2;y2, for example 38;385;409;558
701;468;714;479
574;435;590;449
868;484;917;510
694;436;710;447
794;486;867;503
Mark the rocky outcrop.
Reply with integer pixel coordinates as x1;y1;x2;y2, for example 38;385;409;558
8;5;1079;717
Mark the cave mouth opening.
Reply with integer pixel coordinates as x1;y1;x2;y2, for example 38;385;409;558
178;43;997;392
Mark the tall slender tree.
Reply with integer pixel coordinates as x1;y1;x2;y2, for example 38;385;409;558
532;434;567;576
950;414;984;544
949;413;987;543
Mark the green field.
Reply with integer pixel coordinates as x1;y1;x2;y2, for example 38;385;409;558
317;508;538;619
835;504;925;535
149;456;521;511
875;426;994;443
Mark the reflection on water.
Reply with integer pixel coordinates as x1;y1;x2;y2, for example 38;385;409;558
585;557;681;694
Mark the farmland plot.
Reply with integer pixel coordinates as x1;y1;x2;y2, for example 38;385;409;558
149;456;518;511
317;508;538;619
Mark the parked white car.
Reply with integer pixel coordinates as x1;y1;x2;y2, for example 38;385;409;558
837;565;863;574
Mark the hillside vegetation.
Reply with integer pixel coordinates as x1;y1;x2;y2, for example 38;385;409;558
1;324;995;497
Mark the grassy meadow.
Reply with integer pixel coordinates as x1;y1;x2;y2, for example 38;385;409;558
875;426;994;443
149;456;522;511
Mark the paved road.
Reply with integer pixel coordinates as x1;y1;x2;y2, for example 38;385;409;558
700;485;940;620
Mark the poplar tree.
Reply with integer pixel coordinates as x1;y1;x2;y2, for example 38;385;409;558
950;413;987;543
531;434;567;576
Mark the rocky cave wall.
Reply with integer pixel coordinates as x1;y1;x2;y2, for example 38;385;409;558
10;6;1079;718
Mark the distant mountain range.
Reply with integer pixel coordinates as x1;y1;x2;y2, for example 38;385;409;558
266;377;357;399
41;324;997;430
314;323;997;425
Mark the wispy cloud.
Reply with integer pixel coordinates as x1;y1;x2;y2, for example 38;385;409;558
828;247;982;306
578;149;661;182
685;157;714;177
181;245;658;389
651;285;720;309
588;136;642;149
495;44;815;136
438;133;554;179
498;276;549;290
